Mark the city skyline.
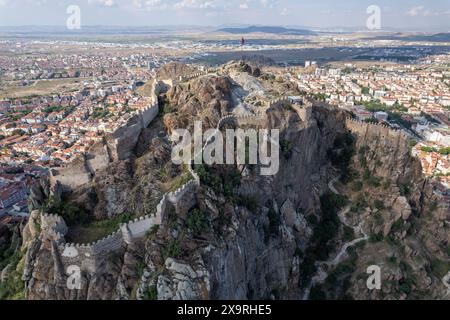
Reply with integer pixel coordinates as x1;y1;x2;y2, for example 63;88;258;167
0;0;449;32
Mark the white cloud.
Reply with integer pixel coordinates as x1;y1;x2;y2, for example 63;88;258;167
406;6;424;17
260;0;276;9
239;2;249;9
423;9;438;17
174;0;219;9
405;6;440;17
133;0;166;10
88;0;116;7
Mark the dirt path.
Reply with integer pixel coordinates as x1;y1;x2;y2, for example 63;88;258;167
303;177;368;300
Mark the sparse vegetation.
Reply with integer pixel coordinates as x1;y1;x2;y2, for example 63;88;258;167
168;171;193;192
299;193;346;288
343;225;355;242
374;200;385;210
369;233;384;243
0;248;25;300
142;285;158;300
42;196;89;226
161;239;182;261
351;180;363;192
237;195;259;212
280;140;293;159
430;259;450;279
327;132;356;183
195;164;241;198
66;213;135;244
267;205;281;236
186;209;210;235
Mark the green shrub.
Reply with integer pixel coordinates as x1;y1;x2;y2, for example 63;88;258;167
237;196;258;212
390;219;405;234
67;213;135;243
399;278;414;295
351;194;368;213
186;209;210;235
343;225;355;242
168;172;193;192
388;255;397;265
363;169;381;187
43;196;89;226
280;140;293;159
409;139;418;148
161;239;182;261
146;225;159;239
429;201;438;212
430;259;450;278
369;233;384;243
328;133;355;183
300;192;345;286
310;285;327;300
162;102;175;115
351;180;363;192
195;165;241;198
374;200;385;210
0;250;25;300
399;183;411;197
267;207;281;236
143;285;158;300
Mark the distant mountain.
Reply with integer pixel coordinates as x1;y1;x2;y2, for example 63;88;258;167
216;26;316;36
363;32;450;43
427;33;450;42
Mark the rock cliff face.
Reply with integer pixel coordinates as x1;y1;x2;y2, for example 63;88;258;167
164;75;234;132
141;104;348;300
157;62;196;80
2;62;448;300
335;120;450;300
0;216;26;299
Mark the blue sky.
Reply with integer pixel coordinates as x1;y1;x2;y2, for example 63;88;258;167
0;0;449;31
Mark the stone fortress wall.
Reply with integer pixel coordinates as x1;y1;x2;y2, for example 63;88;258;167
345;117;409;142
42;168;202;268
50;88;159;192
266;95;313;123
266;95;404;142
42;87;285;269
42;78;202;270
41;68;399;297
178;67;222;82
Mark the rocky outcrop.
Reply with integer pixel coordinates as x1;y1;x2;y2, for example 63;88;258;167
164;75;234;133
5;62;449;300
135;101;349;300
157;62;196;81
323;118;450;300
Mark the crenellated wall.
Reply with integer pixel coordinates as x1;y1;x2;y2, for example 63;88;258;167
50;93;159;192
43;158;201;265
266;96;313;123
42;73;309;279
178;67;222;82
345;117;408;142
267;96;291;109
109;104;159;162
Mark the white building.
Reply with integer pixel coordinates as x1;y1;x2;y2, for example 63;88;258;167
374;111;389;122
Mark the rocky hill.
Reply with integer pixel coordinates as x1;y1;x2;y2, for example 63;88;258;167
0;62;448;300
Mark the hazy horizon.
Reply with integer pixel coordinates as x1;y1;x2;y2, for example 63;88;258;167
0;0;448;32
0;24;447;35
